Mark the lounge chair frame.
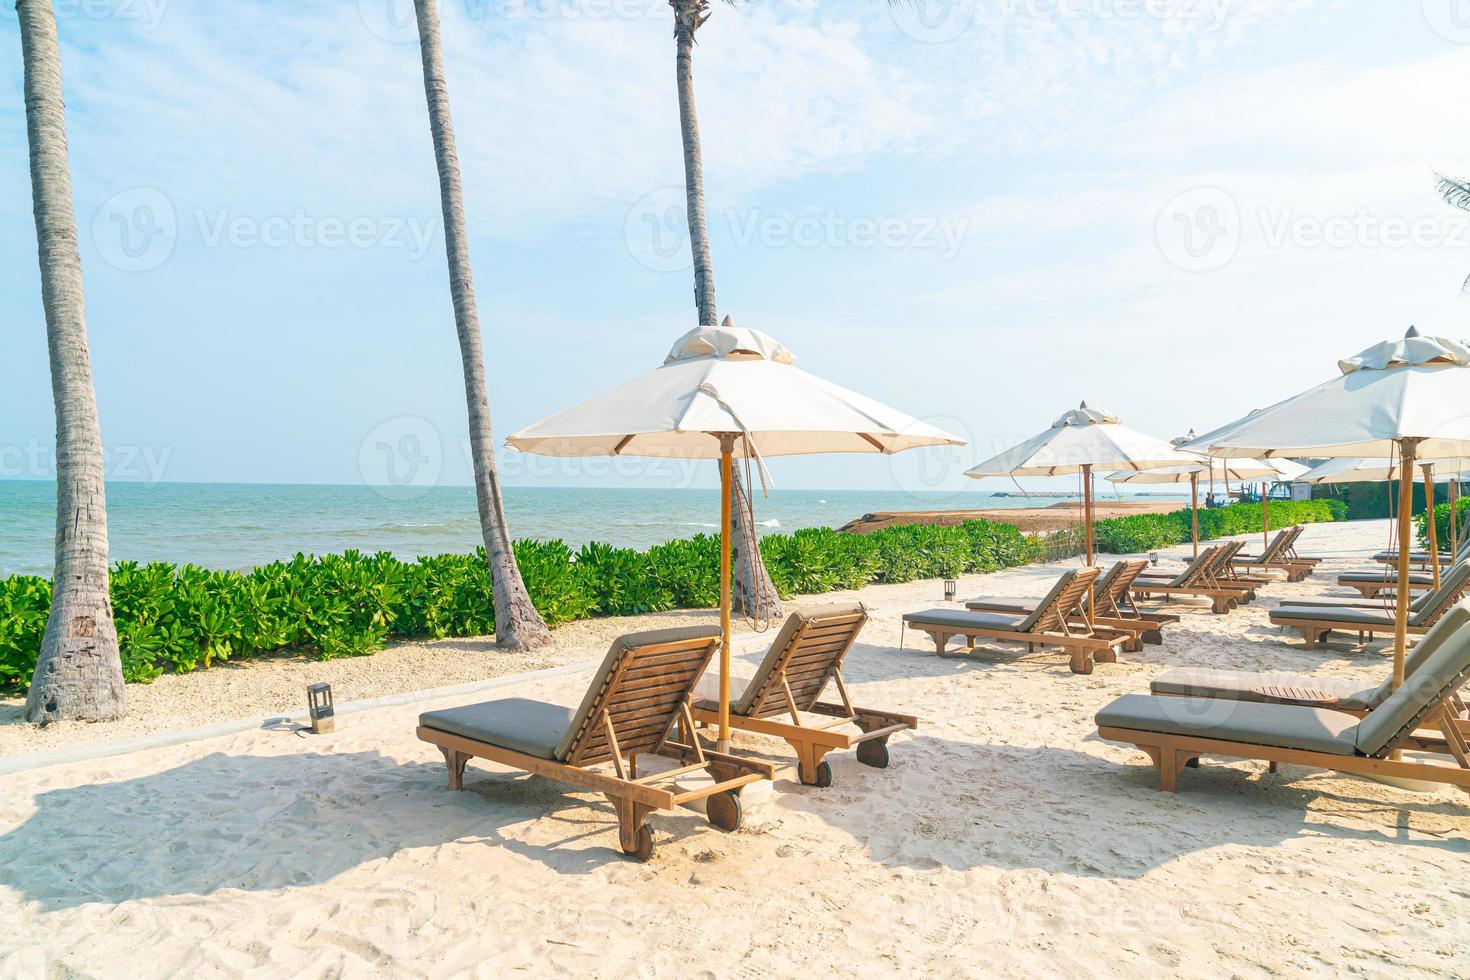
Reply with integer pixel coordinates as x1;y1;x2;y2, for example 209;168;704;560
908;567;1130;674
417;632;774;862
1131;546;1245;614
1270;567;1470;649
691;606;917;787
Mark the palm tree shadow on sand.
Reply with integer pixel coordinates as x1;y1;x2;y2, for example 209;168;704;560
0;749;736;910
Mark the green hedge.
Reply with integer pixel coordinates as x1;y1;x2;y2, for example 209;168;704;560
1415;498;1470;551
1092;499;1346;556
0;519;1041;695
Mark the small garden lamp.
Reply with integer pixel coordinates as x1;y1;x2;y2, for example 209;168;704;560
307;683;335;734
944;579;957;602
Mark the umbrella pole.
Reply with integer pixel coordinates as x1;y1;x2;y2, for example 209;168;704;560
1392;439;1419;692
1423;463;1440;591
1451;479;1459;559
1083;464;1095;627
1262;486;1269;551
1190;473;1199;560
718;435;734;751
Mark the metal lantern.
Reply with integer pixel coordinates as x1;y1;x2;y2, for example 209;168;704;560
1149;551;1160;566
307;683;335;734
944;579;957;602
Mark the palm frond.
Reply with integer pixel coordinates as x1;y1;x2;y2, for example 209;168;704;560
1435;170;1470;212
1461;270;1470;297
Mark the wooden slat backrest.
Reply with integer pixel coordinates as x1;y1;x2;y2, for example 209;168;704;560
1101;559;1150;616
746;607;867;719
1172;545;1220;588
565;633;720;768
1029;565;1101;634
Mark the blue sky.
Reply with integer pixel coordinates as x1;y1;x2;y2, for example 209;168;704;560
3;0;1470;500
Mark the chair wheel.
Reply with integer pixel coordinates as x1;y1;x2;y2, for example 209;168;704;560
1071;657;1094;675
802;760;833;787
625;826;655;862
706;789;742;832
855;739;889;769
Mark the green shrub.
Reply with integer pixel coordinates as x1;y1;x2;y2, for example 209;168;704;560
0;501;1341;697
1415;498;1470;551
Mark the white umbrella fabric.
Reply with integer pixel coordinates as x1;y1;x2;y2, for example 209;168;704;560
1107;457;1308;557
966;403;1198;568
507;325;965;746
1180;328;1470;688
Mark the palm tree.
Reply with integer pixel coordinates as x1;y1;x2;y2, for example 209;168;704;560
18;0;126;722
412;0;551;650
671;0;783;617
1435;171;1470;294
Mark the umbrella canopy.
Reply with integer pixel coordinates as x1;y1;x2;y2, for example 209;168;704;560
508;324;965;749
1180;329;1470;460
966;403;1197;478
507;325;964;459
1180;328;1470;693
1105;457;1307;485
1297;457;1470;484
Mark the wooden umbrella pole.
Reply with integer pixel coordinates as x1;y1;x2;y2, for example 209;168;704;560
1262;486;1270;551
718;434;734;750
1190;473;1200;560
1083;464;1095;626
1393;439;1418;691
1423;463;1441;591
1451;479;1459;559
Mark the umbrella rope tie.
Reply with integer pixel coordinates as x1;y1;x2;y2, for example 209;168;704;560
697;381;774;496
734;456;774;633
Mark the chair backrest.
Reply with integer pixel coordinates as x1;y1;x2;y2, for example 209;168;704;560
1410;561;1470;627
737;603;867;717
1099;559;1150;616
557;625;721;765
1213;540;1245;579
1365;603;1470;707
1257;530;1290;563
1168;546;1219;588
1019;565;1101;633
1356;600;1470;757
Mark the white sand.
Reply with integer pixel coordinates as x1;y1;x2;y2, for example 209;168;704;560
3;519;1469;976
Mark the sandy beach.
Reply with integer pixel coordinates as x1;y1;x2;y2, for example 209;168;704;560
3;518;1468;976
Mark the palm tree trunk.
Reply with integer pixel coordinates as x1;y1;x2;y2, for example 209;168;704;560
672;1;781;619
18;0;125;723
412;0;550;651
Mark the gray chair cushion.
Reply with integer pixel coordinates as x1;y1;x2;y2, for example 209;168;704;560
904;608;1029;632
1361;604;1470;708
1096;694;1361;756
1355;601;1470;756
1285;594;1431;613
1340;571;1433;586
1272;606;1395;628
965;598;1037;615
733;603;862;715
1149;669;1378;712
1410;561;1470;627
419;698;575;760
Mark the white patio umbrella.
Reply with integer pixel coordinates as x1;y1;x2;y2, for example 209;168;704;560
1180;328;1470;689
1298;456;1470;586
507;324;965;747
965;403;1198;571
1107;457;1309;558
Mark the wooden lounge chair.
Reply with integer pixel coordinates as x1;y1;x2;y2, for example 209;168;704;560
1150;604;1470;737
902;566;1130;674
691;603;917;787
1281;525;1323;565
966;559;1174;649
1269;561;1470;649
1231;528;1313;582
1337;569;1437;598
1372;533;1470;569
1096;605;1470;796
1137;544;1257;603
417;625;774;862
1130;546;1245;615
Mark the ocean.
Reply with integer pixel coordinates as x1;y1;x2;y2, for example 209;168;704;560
0;481;1185;578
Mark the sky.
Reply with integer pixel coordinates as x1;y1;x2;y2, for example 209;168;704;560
3;0;1470;501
